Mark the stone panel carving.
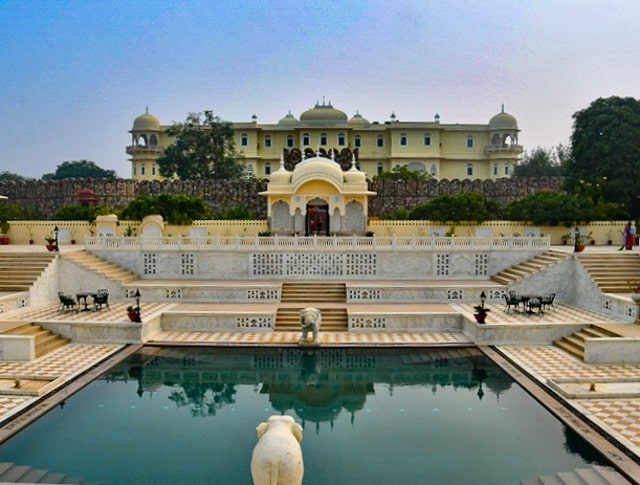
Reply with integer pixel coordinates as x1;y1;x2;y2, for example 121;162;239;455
436;254;450;276
181;253;195;275
143;253;157;275
247;289;280;300
351;316;387;329
237;316;272;329
348;289;381;301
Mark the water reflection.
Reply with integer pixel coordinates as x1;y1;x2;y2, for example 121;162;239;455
106;347;512;426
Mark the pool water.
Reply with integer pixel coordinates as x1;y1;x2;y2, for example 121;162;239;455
0;347;608;484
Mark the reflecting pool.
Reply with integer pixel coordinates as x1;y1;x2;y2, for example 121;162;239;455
0;347;608;484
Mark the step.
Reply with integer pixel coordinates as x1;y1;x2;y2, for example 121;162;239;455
554;339;584;360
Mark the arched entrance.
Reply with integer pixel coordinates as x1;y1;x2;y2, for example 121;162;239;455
306;199;329;236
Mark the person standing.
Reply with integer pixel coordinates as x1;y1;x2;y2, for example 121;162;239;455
623;221;636;250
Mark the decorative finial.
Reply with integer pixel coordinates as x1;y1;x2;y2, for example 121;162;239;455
435;113;440;122
351;153;357;169
330;148;335;161
501;104;504;113
145;106;149;114
279;153;285;169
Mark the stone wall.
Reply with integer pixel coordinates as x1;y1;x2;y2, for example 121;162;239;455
0;176;564;219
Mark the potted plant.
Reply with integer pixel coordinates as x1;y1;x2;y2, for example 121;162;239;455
561;233;570;245
0;221;9;245
45;235;57;251
27;226;34;244
473;304;491;324
126;305;141;322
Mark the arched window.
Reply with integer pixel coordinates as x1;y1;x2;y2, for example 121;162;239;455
137;135;147;147
152;165;156;176
466;163;473;176
400;133;408;146
133;166;137;176
149;134;158;146
377;135;384;148
504;163;510;175
354;135;361;148
264;135;272;148
320;133;328;146
493;163;498;176
338;133;345;146
423;133;431;146
287;135;294;148
241;133;248;147
407;162;425;173
141;164;146;176
264;162;271;175
466;135;474;148
303;133;310;146
377;162;384;175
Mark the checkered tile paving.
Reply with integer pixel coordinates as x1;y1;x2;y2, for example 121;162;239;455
0;343;123;422
152;330;470;345
457;303;620;325
499;345;640;457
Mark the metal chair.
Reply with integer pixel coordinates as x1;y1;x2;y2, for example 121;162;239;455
504;292;522;313
93;289;110;311
541;293;556;312
58;292;77;312
527;297;543;314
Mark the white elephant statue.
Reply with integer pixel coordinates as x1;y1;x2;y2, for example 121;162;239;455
299;307;322;343
251;415;304;485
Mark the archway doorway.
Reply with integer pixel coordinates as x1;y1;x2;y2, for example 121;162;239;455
306;201;329;236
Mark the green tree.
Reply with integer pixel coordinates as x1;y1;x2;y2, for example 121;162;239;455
409;193;501;223
42;160;118;180
51;205;114;222
0;171;32;182
513;146;564;177
373;165;431;181
119;194;212;225
0;201;42;222
505;192;594;226
564;96;640;216
157;111;245;180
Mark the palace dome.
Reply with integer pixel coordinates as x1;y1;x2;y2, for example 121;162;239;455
132;112;161;131
278;111;299;125
348;111;370;126
489;107;518;130
300;102;348;122
343;157;366;184
291;155;344;189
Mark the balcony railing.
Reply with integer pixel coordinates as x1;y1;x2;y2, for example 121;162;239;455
485;144;523;154
85;235;550;251
126;145;164;155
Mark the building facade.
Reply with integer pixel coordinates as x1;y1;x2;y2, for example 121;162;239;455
126;102;522;181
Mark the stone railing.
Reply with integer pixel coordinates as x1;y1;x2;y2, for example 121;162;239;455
85;235;550;251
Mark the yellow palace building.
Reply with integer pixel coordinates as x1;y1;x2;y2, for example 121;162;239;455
126;101;522;181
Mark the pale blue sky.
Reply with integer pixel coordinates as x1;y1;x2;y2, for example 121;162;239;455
1;0;639;178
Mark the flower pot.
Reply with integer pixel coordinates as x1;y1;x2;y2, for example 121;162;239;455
128;313;141;322
46;244;56;252
473;313;486;324
0;236;9;245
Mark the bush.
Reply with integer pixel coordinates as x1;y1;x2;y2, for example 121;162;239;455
409;193;501;223
119;194;212;225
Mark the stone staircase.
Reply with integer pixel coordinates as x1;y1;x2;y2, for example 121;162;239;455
511;464;632;484
578;252;640;293
553;325;621;361
491;251;569;286
0;324;70;358
0;461;95;483
0;252;56;292
276;282;348;331
63;250;139;285
280;282;346;303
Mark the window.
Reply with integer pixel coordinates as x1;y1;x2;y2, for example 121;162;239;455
241;133;248;147
430;164;437;177
377;135;384;148
247;164;254;177
377;162;384;175
152;165;156;176
264;135;271;148
466;163;473;176
400;133;407;146
287;135;294;148
133;166;137;176
303;133;310;146
354;135;361;148
493;164;498;176
141;164;146;176
338;133;345;146
466;135;474;148
423;133;431;146
504;164;510;176
320;133;328;146
150;134;158;146
264;162;271;175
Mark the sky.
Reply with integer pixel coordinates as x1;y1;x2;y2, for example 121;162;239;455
1;0;639;179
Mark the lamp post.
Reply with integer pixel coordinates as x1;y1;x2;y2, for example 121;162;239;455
133;289;141;323
480;291;486;309
574;226;581;253
53;226;59;252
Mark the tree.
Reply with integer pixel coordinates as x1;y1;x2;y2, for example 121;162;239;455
374;165;431;181
51;205;114;222
119;194;212;225
564;96;640;216
157;111;245;180
409;193;501;223
42;160;117;180
513;146;565;177
505;192;594;226
0;171;32;182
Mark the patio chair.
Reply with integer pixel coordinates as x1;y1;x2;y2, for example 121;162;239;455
527;297;543;314
504;292;522;313
93;289;110;311
541;293;556;312
58;292;77;312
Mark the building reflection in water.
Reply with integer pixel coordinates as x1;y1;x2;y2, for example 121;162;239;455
106;347;512;430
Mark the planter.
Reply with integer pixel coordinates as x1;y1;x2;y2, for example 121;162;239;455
29;240;34;245
127;313;141;322
575;244;586;252
45;244;56;252
0;236;9;245
473;314;486;324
